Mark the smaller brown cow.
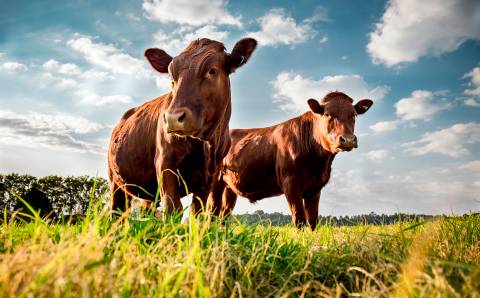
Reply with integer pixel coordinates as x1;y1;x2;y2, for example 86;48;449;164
211;92;373;230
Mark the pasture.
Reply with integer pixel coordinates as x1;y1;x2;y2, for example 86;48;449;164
0;199;478;297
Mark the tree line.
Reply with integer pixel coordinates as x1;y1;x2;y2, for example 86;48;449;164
232;210;441;226
1;173;449;225
0;173;108;218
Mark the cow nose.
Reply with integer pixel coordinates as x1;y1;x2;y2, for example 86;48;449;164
163;108;193;133
339;135;358;148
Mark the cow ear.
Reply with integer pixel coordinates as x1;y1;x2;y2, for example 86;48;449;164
307;99;324;114
354;99;373;115
144;48;172;73
226;38;257;74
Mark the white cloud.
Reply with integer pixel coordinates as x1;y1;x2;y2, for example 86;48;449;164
78;69;114;81
395;90;450;121
370;120;399;133
115;11;141;22
319;165;480;216
155;76;171;91
365;149;389;161
464;98;480;106
77;91;133;106
463;66;480;106
367;0;480;67
0;61;28;72
67;35;149;78
402;122;480;157
459;160;480;171
42;59;81;76
248;8;318;47
153;25;229;53
0;109;104;154
142;0;241;27
56;78;78;89
272;71;389;113
304;6;329;23
463;66;480;95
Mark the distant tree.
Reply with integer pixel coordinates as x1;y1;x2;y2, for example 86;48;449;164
232;211;437;227
13;183;53;219
1;173;109;219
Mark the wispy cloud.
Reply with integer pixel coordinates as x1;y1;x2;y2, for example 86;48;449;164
43;59;81;76
77;91;133;106
248;8;323;47
153;25;229;53
462;65;480;107
365;149;389;162
402;122;480;157
142;0;242;27
67;35;149;78
0;61;28;72
272;71;389;113
458;160;480;171
0;109;105;155
370;120;400;133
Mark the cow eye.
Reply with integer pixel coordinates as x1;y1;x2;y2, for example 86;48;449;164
208;68;218;76
324;113;331;118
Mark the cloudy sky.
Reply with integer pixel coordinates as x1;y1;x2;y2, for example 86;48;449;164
1;0;479;215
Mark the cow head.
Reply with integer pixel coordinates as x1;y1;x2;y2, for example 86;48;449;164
307;92;373;153
145;38;257;141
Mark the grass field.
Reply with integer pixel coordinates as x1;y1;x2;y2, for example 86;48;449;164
0;200;479;297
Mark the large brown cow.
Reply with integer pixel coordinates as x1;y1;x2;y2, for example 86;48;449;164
211;92;373;230
108;38;257;215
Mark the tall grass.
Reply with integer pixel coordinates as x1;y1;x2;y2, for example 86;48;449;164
0;193;478;297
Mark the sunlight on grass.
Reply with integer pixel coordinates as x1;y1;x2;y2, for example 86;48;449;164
0;194;478;297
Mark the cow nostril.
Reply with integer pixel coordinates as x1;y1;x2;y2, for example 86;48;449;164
353;135;357;142
178;112;186;122
339;136;346;144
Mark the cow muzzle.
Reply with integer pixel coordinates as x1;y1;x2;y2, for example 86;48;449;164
163;108;197;136
337;135;357;151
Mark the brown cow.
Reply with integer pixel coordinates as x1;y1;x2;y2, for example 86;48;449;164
108;38;257;216
211;92;373;230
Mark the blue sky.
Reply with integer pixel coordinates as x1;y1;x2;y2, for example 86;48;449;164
1;0;479;215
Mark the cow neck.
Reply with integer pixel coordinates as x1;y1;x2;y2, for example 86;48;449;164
204;96;232;177
202;91;232;145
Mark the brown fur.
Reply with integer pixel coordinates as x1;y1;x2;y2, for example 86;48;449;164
108;38;257;215
211;92;373;230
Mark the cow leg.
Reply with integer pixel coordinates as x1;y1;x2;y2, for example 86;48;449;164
191;189;209;215
284;183;307;228
111;182;130;213
220;187;237;217
304;193;320;230
207;176;228;217
158;170;183;216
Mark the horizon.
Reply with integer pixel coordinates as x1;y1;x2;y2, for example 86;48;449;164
1;0;479;216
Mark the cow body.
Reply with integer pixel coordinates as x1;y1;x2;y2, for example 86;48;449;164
108;38;257;215
108;95;217;204
212;92;373;229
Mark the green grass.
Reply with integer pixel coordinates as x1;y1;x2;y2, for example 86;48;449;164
0;201;479;297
